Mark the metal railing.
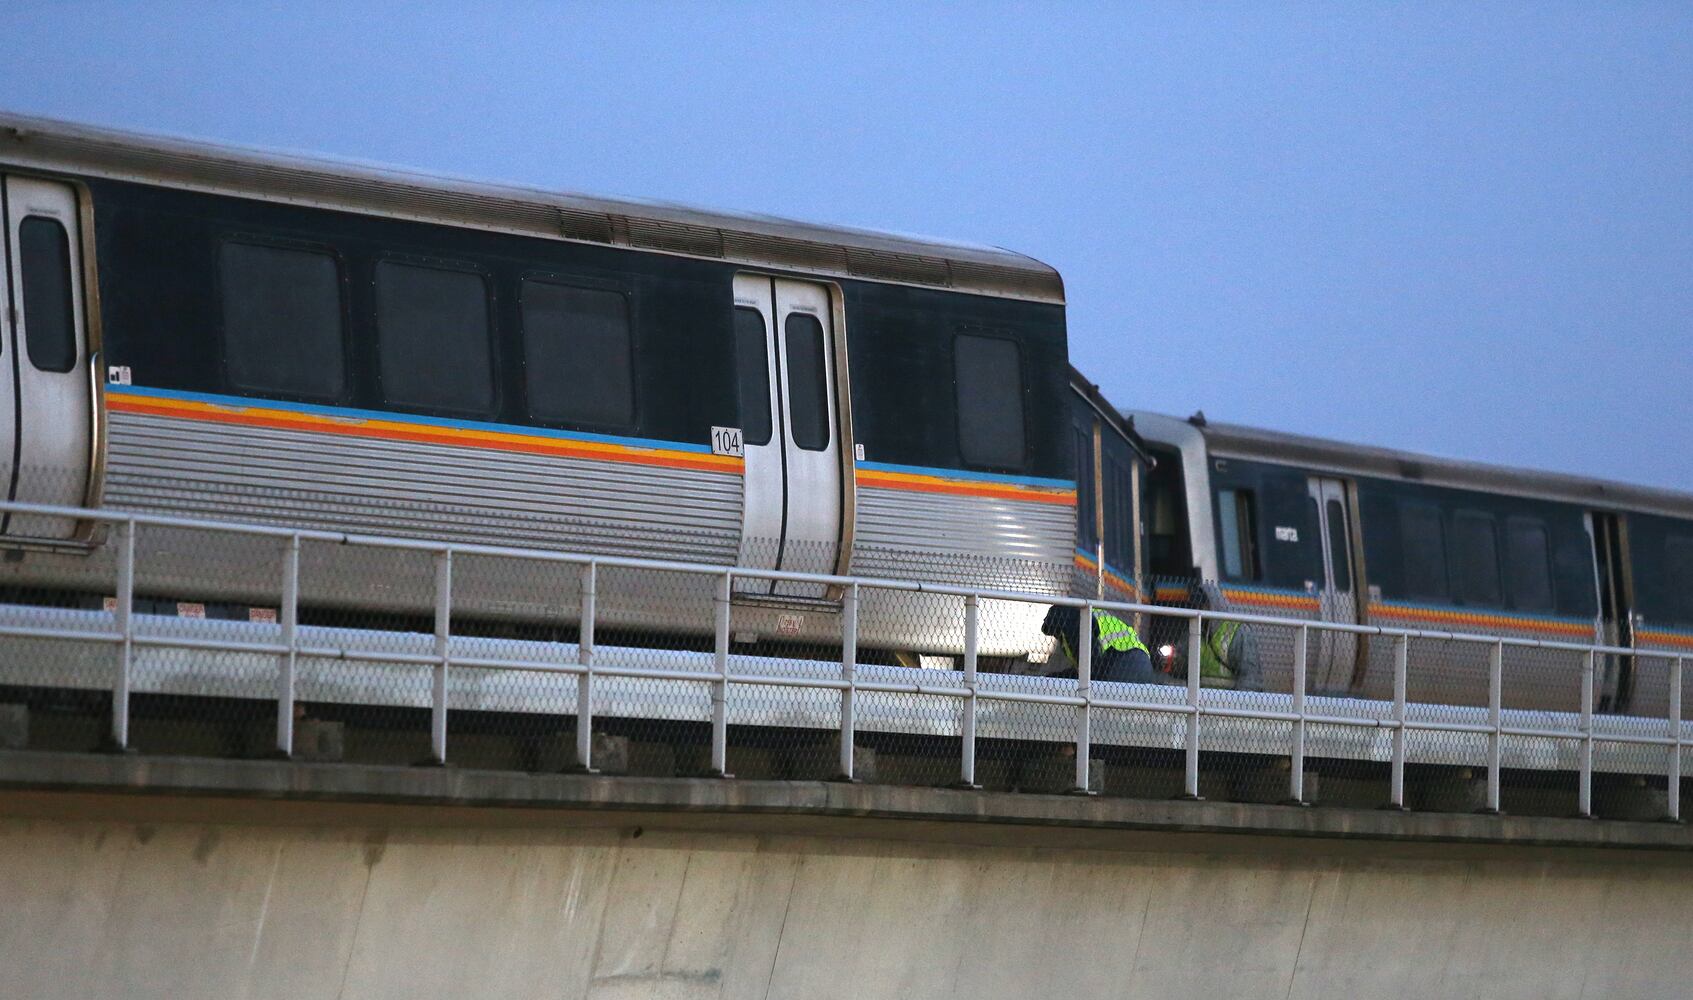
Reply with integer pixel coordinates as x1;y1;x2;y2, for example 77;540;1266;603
0;498;1685;820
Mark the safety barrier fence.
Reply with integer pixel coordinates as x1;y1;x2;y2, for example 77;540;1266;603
0;498;1684;821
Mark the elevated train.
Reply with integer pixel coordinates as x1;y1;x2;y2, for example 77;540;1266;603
0;114;1149;663
1129;411;1693;713
1;112;1685;713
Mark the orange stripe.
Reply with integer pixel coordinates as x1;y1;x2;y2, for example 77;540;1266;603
109;395;741;475
1072;553;1141;601
1637;630;1693;651
1222;588;1321;612
855;470;1076;506
1369;602;1593;637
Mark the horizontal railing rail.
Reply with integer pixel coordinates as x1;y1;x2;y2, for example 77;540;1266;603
0;498;1682;821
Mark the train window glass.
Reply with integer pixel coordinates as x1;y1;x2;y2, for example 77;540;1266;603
1074;427;1096;552
376;261;493;415
784;313;830;451
1400;503;1448;599
219;242;344;399
1144;446;1191;578
1504;517;1555;612
18;216;77;373
521;281;634;427
1451;511;1502;606
954;334;1025;469
733;308;772;446
1218;488;1260;581
1104;454;1133;571
1666;537;1693;624
1326;498;1351;593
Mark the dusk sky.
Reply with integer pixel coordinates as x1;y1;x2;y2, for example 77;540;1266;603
3;3;1688;487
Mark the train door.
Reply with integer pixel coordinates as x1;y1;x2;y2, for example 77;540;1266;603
0;176;93;542
1305;477;1359;689
731;274;845;598
1590;511;1635;712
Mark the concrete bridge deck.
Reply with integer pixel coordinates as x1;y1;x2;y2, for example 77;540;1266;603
4;752;1693;999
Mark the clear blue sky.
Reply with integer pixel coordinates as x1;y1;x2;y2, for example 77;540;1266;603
3;3;1689;487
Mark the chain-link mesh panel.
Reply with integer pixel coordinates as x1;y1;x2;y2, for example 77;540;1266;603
292;540;439;766
1589;652;1678;821
1300;631;1394;809
6;496;1693;827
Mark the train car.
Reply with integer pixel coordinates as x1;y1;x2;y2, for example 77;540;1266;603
1127;410;1693;713
1068;367;1152;606
0;114;1081;660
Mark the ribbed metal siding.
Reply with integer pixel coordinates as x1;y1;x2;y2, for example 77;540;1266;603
852;485;1073;595
105;411;742;562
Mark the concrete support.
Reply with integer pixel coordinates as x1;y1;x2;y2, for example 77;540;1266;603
292;720;343;763
1015;751;1104;795
536;731;629;775
4;797;1693;1000
0;704;26;750
781;734;878;783
1417;767;1491;814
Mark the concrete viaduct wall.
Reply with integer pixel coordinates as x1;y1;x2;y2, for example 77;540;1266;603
4;780;1693;1000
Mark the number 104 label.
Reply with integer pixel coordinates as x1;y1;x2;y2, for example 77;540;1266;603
711;426;744;458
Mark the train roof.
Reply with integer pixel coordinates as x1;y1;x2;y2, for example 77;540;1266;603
1069;367;1154;466
1126;410;1693;521
0;113;1064;304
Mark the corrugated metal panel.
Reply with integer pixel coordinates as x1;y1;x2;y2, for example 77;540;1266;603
852;485;1073;595
104;412;741;562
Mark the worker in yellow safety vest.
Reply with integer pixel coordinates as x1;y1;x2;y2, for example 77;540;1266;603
1041;604;1165;684
1196;585;1263;691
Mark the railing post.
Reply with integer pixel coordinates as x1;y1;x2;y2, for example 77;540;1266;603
710;571;732;777
1578;648;1595;818
1074;603;1094;794
1182;613;1202;799
1389;634;1408;809
960;594;980;789
429;549;451;766
838;583;858;781
1670;656;1684;823
1291;624;1308;805
109;518;135;753
275;533;300;758
573;562;597;773
1484;640;1503;813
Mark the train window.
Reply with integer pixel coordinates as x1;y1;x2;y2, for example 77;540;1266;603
1666;537;1693;624
1074;427;1096;553
18;217;77;373
784;313;830;451
219;242;344;400
1451;511;1502;606
1218;488;1260;581
376;261;494;415
733;308;772;446
1400;503;1448;599
1103;453;1133;571
954;334;1025;469
1144;446;1191;578
521;281;634;427
1504;517;1555;612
